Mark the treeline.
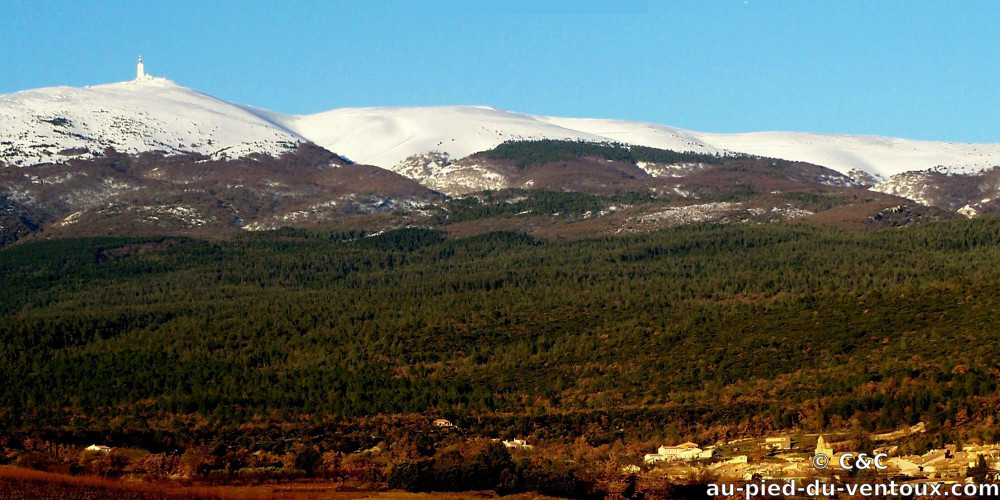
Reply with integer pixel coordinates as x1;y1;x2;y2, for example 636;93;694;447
4;219;1000;440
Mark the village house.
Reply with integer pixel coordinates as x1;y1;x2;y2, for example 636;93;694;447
889;457;923;477
781;461;812;478
433;418;454;428
961;443;1000;466
887;447;989;479
644;442;713;463
765;436;792;450
707;456;751;479
919;450;954;477
85;444;111;453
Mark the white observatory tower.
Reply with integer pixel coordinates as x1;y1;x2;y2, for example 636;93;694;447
134;55;154;82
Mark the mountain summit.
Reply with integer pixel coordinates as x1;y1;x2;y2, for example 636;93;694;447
0;78;302;167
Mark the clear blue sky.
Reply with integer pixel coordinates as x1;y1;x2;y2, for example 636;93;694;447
1;0;998;142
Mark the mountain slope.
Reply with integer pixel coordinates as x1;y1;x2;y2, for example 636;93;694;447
273;107;1000;183
685;130;1000;180
0;79;302;167
274;106;618;168
0;143;441;246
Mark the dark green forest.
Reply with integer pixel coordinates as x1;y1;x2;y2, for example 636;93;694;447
479;139;738;168
3;219;1000;443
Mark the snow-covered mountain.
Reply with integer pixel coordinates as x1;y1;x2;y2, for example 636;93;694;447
273;108;1000;183
5;77;1000;190
0;78;301;167
3;76;982;247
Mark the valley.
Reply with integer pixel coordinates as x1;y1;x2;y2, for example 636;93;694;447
4;78;1000;498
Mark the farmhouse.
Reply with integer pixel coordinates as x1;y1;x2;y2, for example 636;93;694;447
503;439;533;449
644;442;713;463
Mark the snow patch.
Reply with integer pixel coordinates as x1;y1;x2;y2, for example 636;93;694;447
628;202;812;229
391;153;511;195
636;202;742;225
871;172;936;206
958;204;978;218
635;161;711;178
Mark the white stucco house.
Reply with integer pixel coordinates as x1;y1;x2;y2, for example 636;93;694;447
644;442;713;463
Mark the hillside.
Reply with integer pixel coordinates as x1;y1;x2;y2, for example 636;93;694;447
0;143;441;247
4;220;1000;444
3;137;958;249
